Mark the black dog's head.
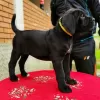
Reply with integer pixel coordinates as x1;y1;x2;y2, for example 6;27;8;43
57;8;95;36
75;12;95;34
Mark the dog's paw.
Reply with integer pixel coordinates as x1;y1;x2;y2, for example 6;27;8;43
21;72;28;77
66;78;77;85
58;83;72;93
27;74;30;77
10;75;18;82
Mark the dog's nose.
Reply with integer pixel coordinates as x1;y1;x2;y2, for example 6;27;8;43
92;18;95;21
92;18;95;26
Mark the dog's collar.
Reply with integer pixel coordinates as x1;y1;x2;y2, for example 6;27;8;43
58;18;72;36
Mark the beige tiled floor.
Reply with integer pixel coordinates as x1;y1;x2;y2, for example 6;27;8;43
0;44;52;80
0;56;53;81
0;58;100;81
0;44;100;81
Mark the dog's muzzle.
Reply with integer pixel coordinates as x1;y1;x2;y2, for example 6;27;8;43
74;16;95;42
79;16;95;31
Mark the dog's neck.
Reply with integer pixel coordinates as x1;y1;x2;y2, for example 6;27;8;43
52;10;82;39
53;23;72;40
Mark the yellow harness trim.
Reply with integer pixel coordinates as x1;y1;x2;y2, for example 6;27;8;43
59;18;72;36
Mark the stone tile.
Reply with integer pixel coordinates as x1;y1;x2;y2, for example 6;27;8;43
0;44;52;81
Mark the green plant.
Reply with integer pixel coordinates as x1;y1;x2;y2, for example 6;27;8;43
96;49;100;60
97;64;100;69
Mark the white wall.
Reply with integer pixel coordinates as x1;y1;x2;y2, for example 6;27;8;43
14;0;24;30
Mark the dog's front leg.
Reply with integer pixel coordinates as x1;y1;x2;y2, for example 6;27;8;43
52;58;72;93
63;53;77;85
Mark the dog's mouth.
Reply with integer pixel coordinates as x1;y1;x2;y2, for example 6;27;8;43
79;15;95;26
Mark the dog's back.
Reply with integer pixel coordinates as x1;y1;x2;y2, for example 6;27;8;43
11;14;50;60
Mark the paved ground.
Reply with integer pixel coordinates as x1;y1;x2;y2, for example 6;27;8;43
0;57;100;81
0;44;100;81
0;56;52;80
0;44;53;80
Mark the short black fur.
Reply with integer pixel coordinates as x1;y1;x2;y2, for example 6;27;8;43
9;8;94;93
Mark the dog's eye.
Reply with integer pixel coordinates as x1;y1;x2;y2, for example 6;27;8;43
79;16;89;26
81;14;84;17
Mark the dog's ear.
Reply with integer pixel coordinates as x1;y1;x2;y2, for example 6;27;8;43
61;14;76;35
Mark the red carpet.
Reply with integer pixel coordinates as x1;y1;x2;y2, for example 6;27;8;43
0;70;100;100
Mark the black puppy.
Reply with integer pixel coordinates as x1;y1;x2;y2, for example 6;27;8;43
9;8;94;93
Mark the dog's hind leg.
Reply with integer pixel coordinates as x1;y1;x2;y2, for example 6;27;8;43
9;49;20;81
63;54;77;85
19;55;28;77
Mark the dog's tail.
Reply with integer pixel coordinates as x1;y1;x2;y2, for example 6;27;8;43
11;14;19;33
